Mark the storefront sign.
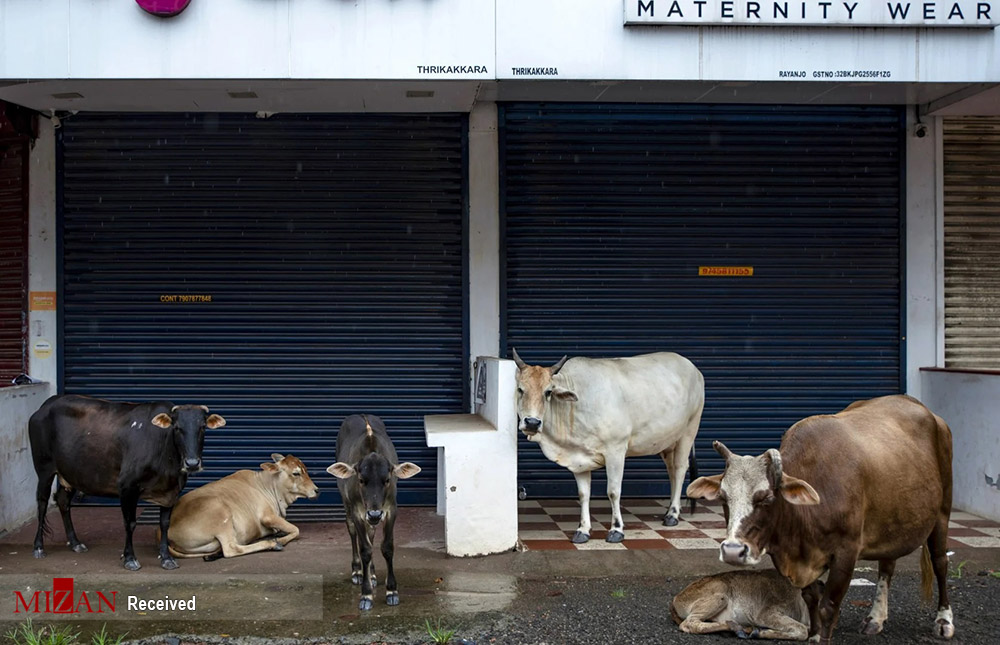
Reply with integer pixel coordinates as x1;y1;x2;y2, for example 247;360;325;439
136;1;192;18
624;0;998;26
29;291;56;311
699;266;754;276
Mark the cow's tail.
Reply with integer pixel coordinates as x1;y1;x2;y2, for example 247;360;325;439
669;597;683;625
920;544;934;606
687;443;699;514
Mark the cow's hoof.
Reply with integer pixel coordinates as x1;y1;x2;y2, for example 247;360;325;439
370;576;378;588
351;572;363;585
272;542;284;551
33;548;46;559
123;558;141;571
605;530;625;543
732;624;759;640
663;515;679;527
386;592;399;606
160;557;179;570
571;531;590;544
70;543;89;553
860;617;883;635
935;620;955;639
358;596;373;611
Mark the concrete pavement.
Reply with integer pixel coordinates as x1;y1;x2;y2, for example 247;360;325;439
2;507;999;644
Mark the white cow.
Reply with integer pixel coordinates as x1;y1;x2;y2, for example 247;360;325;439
513;349;704;543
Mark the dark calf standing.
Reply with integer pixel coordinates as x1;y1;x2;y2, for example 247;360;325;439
327;414;420;611
28;394;226;571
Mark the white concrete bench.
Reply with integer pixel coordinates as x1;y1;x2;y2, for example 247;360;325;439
424;357;517;557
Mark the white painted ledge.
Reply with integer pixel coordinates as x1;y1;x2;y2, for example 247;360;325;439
424;357;518;557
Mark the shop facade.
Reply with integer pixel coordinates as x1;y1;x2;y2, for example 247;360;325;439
1;0;998;524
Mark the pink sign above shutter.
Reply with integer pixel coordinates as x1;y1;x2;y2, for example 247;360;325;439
136;0;192;17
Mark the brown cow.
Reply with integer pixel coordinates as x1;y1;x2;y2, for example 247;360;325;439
166;454;319;559
671;569;820;641
687;395;954;643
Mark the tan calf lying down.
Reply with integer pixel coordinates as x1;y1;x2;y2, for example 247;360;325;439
167;454;319;559
671;569;816;641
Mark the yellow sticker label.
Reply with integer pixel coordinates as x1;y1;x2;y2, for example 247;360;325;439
160;295;213;303
698;266;754;277
32;339;53;359
30;291;57;311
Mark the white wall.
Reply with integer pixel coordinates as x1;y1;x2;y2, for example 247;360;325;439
498;0;998;82
1;0;997;83
0;383;49;535
0;0;494;80
921;370;1000;522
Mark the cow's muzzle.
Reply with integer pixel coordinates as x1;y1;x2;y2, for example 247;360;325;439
720;540;752;566
182;458;202;473
521;417;541;435
366;510;384;526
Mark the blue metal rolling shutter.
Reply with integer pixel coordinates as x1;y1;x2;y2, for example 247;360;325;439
501;103;903;498
60;113;467;514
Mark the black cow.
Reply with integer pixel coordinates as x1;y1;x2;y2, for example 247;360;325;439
28;394;226;571
327;414;420;611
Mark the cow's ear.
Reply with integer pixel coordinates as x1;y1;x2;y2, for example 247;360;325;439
271;453;285;463
260;462;279;473
326;462;356;479
552;386;578;402
394;462;421;479
780;475;821;506
687;474;724;500
206;414;226;429
151;413;173;428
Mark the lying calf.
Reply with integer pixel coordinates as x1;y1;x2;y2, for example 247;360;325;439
167;454;319;559
671;569;817;641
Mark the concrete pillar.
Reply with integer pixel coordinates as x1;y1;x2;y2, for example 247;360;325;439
905;112;943;400
27;117;58;393
467;102;500;409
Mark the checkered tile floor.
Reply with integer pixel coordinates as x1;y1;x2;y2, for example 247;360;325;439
517;498;1000;551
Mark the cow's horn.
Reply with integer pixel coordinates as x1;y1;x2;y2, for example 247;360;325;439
200;405;210;413
764;448;783;486
713;441;734;461
550;355;569;374
170;405;180;412
512;347;527;370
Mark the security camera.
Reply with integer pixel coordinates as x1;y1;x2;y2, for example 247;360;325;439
914;123;928;138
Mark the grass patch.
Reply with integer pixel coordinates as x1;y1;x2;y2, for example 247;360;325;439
4;619;79;645
3;621;127;645
88;625;127;645
949;559;970;579
611;588;627;599
425;617;457;644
